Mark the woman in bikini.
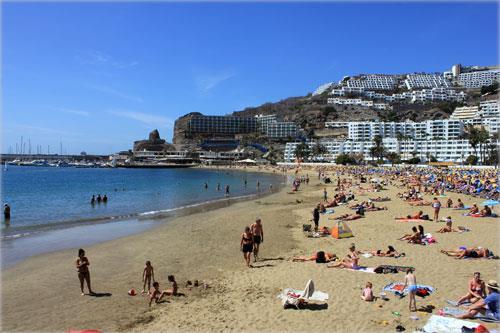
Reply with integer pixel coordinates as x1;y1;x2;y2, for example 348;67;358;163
292;251;338;262
76;248;94;296
327;245;359;269
240;226;254;268
456;272;486;305
362;245;401;257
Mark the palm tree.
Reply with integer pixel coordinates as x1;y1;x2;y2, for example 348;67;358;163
464;124;480;160
477;127;490;164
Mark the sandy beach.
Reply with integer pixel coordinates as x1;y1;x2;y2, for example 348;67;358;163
1;167;498;332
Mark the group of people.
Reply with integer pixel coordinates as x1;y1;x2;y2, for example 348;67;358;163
90;194;108;205
76;248;181;307
453;272;499;321
240;218;264;268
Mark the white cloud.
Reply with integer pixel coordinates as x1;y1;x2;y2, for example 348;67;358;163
89;85;144;103
76;50;138;69
56;107;90;117
195;71;236;93
107;110;173;128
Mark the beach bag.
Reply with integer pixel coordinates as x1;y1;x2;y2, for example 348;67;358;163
315;251;326;263
421;214;430;220
303;224;312;232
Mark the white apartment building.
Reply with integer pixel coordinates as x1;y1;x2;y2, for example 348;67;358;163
344;75;398;90
313;82;335;96
327;97;390;110
284;139;499;163
329;86;464;103
458;69;500;88
324;122;349;129
405;74;452;89
450;106;480;120
479;100;499;118
335;119;464;141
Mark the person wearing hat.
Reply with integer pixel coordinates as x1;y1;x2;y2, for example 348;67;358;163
458;280;499;320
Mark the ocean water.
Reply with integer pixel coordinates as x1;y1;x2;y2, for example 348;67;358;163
1;166;285;234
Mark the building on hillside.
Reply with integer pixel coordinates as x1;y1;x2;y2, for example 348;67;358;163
450;106;480;120
479;100;499;118
255;114;278;132
265;122;299;139
313;82;336;96
344;75;398;90
326;119;463;141
188;115;257;136
283;138;499;163
457;69;500;88
405;74;452;89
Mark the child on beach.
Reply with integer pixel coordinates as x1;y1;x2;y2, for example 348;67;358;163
165;275;179;296
361;282;374;301
432;197;441;222
404;268;417;312
142;261;155;294
149;281;168;307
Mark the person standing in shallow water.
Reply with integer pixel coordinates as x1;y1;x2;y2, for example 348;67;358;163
4;203;11;221
76;249;94;295
225;185;230;197
90;195;95;205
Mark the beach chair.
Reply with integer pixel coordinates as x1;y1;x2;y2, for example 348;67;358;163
278;279;329;309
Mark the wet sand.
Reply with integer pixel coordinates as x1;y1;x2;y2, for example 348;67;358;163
1;168;498;332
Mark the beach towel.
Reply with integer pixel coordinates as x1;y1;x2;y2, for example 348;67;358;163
439;307;500;323
383;282;434;297
331;265;376;273
446;300;472;307
321;209;335;215
421;315;479;333
453;206;471;210
278;279;329;309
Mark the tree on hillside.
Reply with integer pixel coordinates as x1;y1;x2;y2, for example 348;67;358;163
294;142;311;161
335;153;356;165
312;143;328;157
464;124;480;158
481;82;499;95
477;127;490;165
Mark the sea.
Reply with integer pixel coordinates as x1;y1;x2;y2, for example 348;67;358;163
1;166;287;267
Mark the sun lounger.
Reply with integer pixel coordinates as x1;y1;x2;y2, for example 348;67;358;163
277;279;329;309
421;315;479;333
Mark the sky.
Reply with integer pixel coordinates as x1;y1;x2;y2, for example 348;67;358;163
2;2;498;155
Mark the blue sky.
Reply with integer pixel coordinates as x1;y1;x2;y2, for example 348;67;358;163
2;2;498;155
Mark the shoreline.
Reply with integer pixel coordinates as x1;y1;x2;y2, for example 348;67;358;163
1;174;288;269
2;167;498;332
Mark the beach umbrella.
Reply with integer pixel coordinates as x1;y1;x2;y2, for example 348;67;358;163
481;200;499;207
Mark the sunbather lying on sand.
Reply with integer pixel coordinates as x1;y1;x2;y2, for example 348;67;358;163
441;247;490;259
361;245;402;258
292;251;338;263
398;226;424;244
395;210;426;220
370;196;390;202
408;200;431;206
334;213;363;221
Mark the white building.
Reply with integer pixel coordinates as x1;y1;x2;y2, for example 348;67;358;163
405;74;452;89
284;138;499;163
328;119;464;141
344;75;398;90
450;106;480;120
313;82;335;96
255;114;278;132
327;97;390;110
458;69;500;88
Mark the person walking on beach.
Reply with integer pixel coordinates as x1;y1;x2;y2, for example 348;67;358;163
251;218;264;261
4;203;11;221
76;248;94;296
142;260;155;295
313;204;320;232
323;188;328;201
404;268;417;312
240;226;254;268
432;197;441;222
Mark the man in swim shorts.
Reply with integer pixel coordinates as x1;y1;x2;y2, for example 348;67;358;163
251;218;264;261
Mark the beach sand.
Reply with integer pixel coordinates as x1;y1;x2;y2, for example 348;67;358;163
1;168;498;332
